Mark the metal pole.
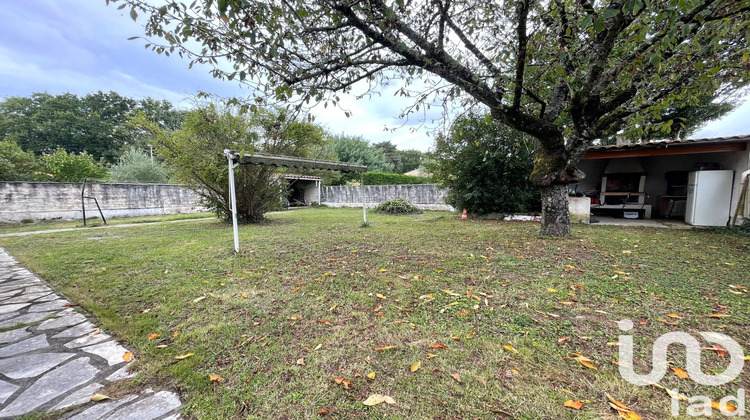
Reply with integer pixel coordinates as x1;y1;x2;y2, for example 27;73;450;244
81;179;87;226
225;150;240;253
361;172;367;224
317;180;321;204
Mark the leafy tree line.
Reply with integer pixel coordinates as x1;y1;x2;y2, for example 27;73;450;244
0;91;184;163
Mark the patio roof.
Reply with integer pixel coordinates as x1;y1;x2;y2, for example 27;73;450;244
227;151;367;173
584;134;750;159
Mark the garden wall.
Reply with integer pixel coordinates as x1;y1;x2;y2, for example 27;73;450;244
322;184;454;211
0;181;205;223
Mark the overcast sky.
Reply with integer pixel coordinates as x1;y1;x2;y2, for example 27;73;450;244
1;1;748;152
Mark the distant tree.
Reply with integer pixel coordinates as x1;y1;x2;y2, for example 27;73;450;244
0;92;183;163
397;149;427;174
373;141;403;173
325;135;393;173
132;105;326;222
110;147;169;183
41;149;109;182
0;140;43;181
429;114;539;215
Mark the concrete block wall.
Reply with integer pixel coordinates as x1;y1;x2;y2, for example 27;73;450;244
0;182;205;222
322;184;454;211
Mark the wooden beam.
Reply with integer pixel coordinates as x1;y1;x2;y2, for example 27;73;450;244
583;142;747;160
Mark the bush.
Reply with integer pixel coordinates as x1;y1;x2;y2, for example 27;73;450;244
0;140;43;181
375;198;423;215
428;113;540;215
337;171;432;185
41;148;109;182
110;147;169;183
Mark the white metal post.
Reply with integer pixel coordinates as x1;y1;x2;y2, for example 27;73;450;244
317;180;321;204
225;150;240;253
361;172;367;224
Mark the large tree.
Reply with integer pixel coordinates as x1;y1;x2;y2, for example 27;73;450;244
114;0;750;236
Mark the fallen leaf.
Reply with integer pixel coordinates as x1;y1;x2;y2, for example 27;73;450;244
90;393;111;402
671;366;689;379
426;353;438;359
547;288;558;293
659;319;679;326
318;408;329;416
297;358;306;366
666;313;681;319
155;344;168;349
703;345;727;357
172;331;179;339
564;400;584;410
466;333;474;339
708;314;730;318
375;345;397;351
572;354;597;370
147;333;161;340
362;394;395;406
209;374;224;382
333;377;351;389
367;371;376;379
503;344;518;354
174;352;194;360
606;394;642;420
450;373;462;383
192;296;206;303
557;337;570;344
711;401;737;412
375;293;387;299
451;335;461;341
410;361;422;372
622;250;632;254
122;352;133;362
378;268;387;272
428;342;449;350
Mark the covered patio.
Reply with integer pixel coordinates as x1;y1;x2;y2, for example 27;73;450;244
576;135;750;224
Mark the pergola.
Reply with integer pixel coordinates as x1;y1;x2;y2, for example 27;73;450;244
224;150;367;253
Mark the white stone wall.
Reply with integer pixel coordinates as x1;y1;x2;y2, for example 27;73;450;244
322;184;454;211
0;182;205;222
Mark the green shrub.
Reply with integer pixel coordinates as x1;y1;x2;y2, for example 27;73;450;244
337;171;432;185
41;148;109;182
375;198;423;215
110;147;169;183
0;140;43;181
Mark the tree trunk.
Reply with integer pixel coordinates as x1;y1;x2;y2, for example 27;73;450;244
539;184;570;237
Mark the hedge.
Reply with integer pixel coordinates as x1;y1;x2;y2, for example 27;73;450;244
337;171;432;185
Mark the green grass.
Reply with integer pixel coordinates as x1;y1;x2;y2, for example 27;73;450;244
0;212;214;235
1;207;748;419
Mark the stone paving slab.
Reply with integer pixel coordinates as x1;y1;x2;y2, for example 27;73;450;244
0;247;183;419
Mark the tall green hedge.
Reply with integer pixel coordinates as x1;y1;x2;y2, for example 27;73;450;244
337;171;432;185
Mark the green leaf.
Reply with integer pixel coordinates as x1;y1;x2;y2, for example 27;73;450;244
601;8;620;19
130;8;138;21
593;17;606;33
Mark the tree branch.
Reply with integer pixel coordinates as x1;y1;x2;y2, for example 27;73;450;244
512;0;531;109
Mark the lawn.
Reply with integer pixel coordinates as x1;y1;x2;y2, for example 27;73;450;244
1;207;748;419
0;212;214;235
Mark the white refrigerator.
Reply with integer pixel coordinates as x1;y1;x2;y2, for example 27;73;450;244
685;170;734;226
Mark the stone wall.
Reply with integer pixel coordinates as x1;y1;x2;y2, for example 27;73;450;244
0;182;205;222
322;184;454;211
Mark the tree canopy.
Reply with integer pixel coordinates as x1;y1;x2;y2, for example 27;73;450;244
0;92;183;163
114;0;750;236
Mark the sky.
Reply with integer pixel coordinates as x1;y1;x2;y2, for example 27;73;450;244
1;1;748;152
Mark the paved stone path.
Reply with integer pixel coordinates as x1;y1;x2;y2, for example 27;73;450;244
0;248;183;419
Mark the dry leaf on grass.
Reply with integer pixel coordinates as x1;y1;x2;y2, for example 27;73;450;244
209;374;224;382
367;372;376;379
296;358;306;366
450;373;462;383
174;352;194;360
375;345;397;351
671;367;690;379
571;353;597;370
122;352;133;362
147;333;161;340
410;361;421;372
564;400;584;410
606;393;642;420
428;342;449;350
503;344;518;354
362;394;395;406
708;314;730;318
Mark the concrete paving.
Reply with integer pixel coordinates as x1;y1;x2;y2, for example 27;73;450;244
589;216;695;229
0;248;182;419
